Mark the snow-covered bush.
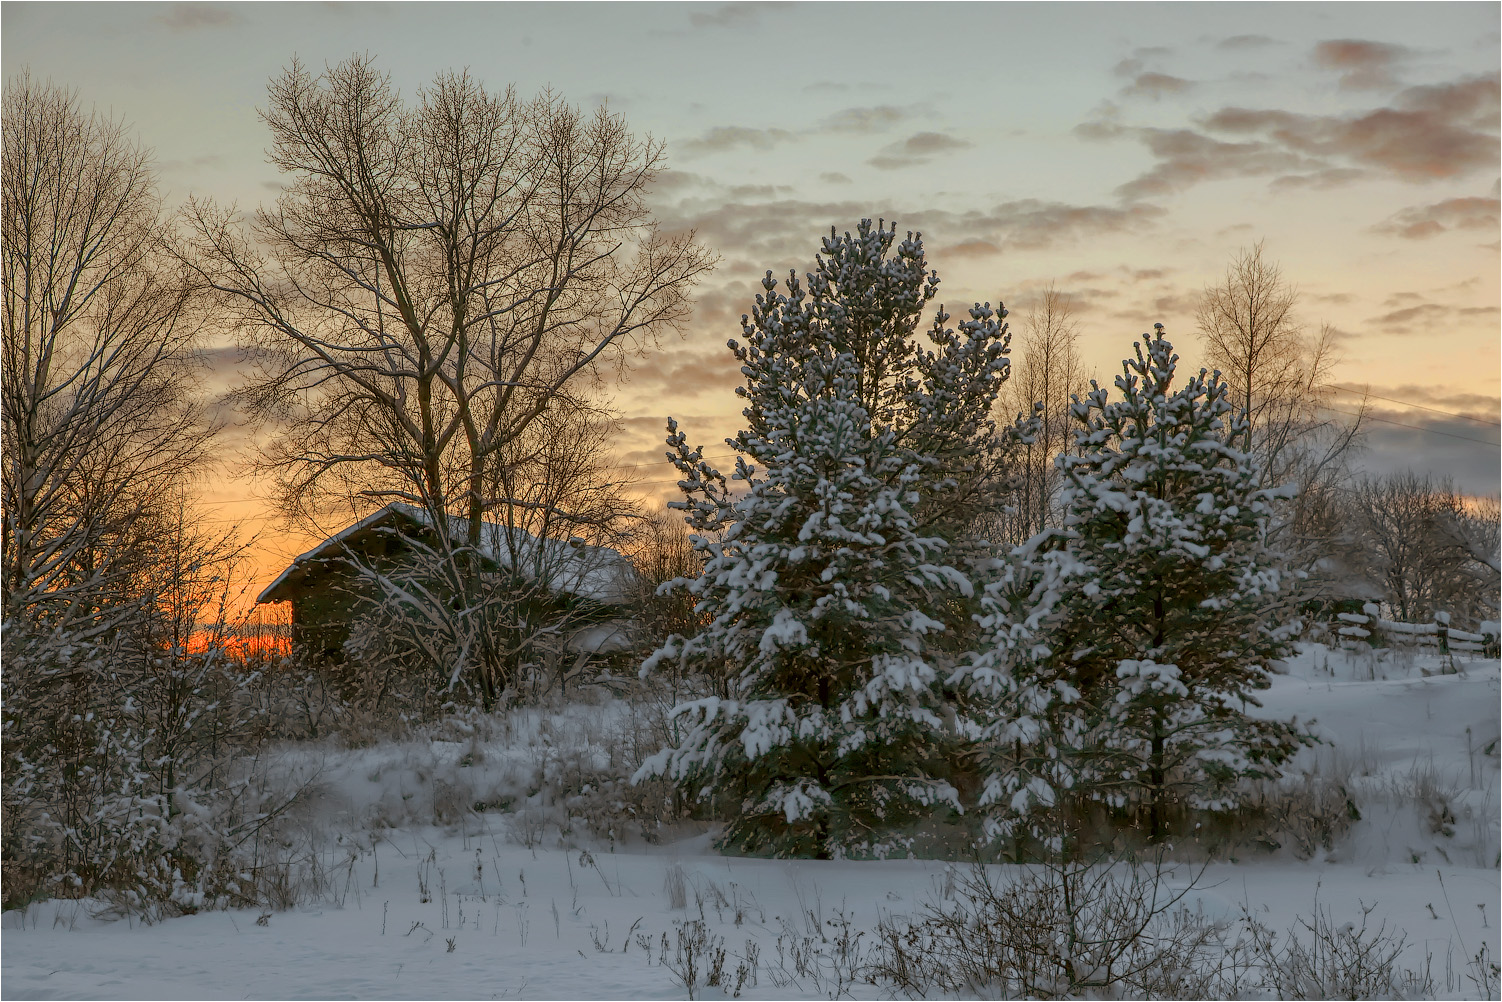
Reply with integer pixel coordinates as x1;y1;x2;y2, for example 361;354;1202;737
1;625;326;918
1;515;321;915
638;220;1025;858
959;326;1313;847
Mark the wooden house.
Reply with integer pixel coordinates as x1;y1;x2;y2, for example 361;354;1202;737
256;502;636;665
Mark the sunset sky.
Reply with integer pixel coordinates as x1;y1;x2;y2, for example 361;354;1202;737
5;1;1499;599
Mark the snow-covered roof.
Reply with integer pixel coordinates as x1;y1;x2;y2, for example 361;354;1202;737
256;502;636;606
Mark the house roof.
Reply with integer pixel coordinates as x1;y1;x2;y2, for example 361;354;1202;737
256;502;636;606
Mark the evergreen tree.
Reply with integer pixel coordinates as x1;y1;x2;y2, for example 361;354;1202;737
960;325;1312;847
636;220;1020;858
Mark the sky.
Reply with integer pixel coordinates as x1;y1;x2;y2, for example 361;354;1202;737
4;1;1499;599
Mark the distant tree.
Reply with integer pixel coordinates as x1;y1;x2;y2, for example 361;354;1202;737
186;55;712;704
1346;472;1499;627
1001;283;1088;537
1197;242;1304;458
624;507;705;668
960;326;1312;846
638;221;1025;858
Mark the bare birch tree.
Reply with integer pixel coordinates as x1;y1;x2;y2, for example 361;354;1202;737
1195;242;1361;478
1346;474;1499;626
1195;242;1364;575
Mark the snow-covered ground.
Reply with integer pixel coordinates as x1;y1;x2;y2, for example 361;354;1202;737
5;646;1499;1000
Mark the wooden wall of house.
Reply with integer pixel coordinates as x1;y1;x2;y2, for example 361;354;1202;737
286;526;420;666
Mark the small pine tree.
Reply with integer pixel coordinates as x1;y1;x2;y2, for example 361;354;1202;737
636;220;1019;858
962;325;1313;847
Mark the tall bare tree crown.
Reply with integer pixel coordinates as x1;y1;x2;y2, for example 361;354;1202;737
185;55;715;545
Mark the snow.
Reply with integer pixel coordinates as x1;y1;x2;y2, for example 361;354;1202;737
4;647;1499;1000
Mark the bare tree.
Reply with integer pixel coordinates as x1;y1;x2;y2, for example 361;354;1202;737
1196;242;1301;452
186;57;712;540
1345;473;1499;627
2;75;208;642
623;505;703;656
1195;242;1360;476
1000;283;1087;536
1195;243;1365;583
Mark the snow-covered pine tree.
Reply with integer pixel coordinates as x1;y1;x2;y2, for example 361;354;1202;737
636;220;1020;858
961;325;1313;848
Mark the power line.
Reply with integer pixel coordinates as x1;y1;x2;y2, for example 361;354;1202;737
1328;384;1498;427
1320;404;1501;447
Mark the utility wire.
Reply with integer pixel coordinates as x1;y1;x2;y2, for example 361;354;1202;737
1320;404;1501;447
1327;384;1498;427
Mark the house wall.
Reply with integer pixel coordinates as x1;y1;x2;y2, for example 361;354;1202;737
285;529;419;666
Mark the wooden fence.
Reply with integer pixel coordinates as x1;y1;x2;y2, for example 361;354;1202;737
1332;603;1500;659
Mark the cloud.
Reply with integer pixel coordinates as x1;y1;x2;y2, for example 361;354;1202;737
817;105;914;134
1084;73;1501;198
902;132;970;155
156;3;240;29
819;171;852;184
683;279;766;330
652;194;1168;299
1310;291;1355;306
1365;291;1500;334
1312;39;1411;90
677;125;797;156
1268;168;1368;190
1121;73;1194;100
654;198;871;264
1078;122;1310;199
1147;291;1200;318
1203;75;1500;182
1374;196;1501;239
624;345;746;400
1217;34;1279;51
941;240;1001;259
1369;302;1453;330
687;2;786;29
677;105;920;162
868;130;973;170
1352;383;1502;418
158;153;225;174
975;199;1167;249
652;169;708;193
